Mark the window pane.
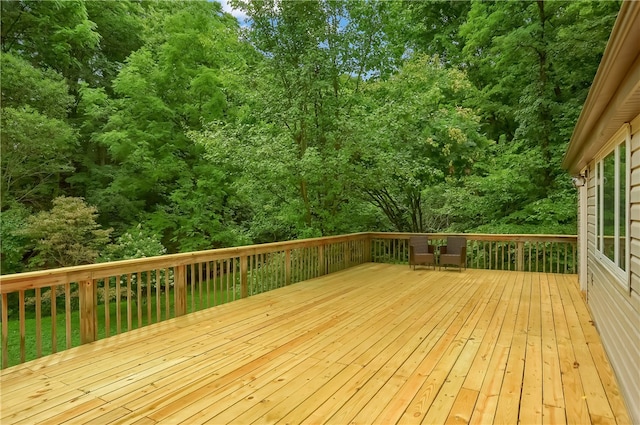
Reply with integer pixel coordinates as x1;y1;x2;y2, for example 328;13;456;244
603;151;615;262
619;144;626;270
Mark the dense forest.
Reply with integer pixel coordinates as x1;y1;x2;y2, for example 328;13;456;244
0;0;620;274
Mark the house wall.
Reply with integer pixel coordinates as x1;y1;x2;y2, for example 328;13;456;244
586;114;640;424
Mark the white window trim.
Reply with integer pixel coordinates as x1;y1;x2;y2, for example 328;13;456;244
593;123;630;289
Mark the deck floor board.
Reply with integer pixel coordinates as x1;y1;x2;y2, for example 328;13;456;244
0;264;632;425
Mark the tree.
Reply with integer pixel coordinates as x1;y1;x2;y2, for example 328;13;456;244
354;55;488;232
200;0;405;239
0;53;77;209
20;197;112;269
398;0;619;234
79;1;249;251
459;1;619;189
1;0;100;96
403;0;471;65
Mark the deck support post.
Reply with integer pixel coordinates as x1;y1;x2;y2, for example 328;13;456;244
79;279;97;344
285;249;291;285
175;265;187;316
240;255;248;298
516;241;525;271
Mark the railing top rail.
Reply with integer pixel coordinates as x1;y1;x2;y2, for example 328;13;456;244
368;232;577;243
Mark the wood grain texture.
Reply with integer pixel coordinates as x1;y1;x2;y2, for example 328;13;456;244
0;264;630;425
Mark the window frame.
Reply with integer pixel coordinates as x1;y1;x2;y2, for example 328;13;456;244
593;124;630;289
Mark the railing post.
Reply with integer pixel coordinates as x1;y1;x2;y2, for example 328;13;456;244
240;255;248;298
175;265;186;316
318;244;326;276
364;236;372;263
79;279;97;344
285;249;291;285
516;241;525;271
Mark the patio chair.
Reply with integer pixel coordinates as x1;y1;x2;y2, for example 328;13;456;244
439;236;467;271
409;236;436;270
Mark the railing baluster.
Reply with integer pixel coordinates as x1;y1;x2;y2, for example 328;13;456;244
227;258;232;302
285;249;291;285
147;271;152;324
65;283;71;349
19;290;25;363
105;278;111;338
155;269;161;322
235;258;240;300
164;269;170;318
35;287;41;358
212;261;218;307
115;276;121;334
190;264;195;313
137;272;142;327
196;263;201;309
51;285;57;353
126;274;132;331
2;294;8;368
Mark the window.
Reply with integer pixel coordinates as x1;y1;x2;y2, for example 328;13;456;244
595;127;629;282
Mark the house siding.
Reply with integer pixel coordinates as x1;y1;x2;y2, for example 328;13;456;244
632;116;640;294
586;115;640;424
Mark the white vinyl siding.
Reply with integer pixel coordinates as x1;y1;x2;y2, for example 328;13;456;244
587;116;640;425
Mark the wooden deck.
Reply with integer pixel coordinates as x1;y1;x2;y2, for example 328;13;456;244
0;264;631;424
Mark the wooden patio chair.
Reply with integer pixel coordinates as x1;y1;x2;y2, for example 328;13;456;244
409;236;436;270
439;236;467;271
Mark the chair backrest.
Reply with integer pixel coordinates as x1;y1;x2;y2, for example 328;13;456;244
446;236;467;255
409;236;430;254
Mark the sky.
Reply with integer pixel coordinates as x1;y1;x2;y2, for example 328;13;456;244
218;0;249;24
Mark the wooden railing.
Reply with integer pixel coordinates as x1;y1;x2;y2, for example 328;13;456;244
0;233;370;368
370;233;577;273
0;232;576;368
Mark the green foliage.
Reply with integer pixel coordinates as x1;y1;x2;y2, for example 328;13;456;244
0;53;74;119
355;55;488;232
1;0;619;273
78;1;249;248
1;0;100;90
100;225;166;262
0;202;31;274
1;106;77;209
19;197;112;268
1;53;78;209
